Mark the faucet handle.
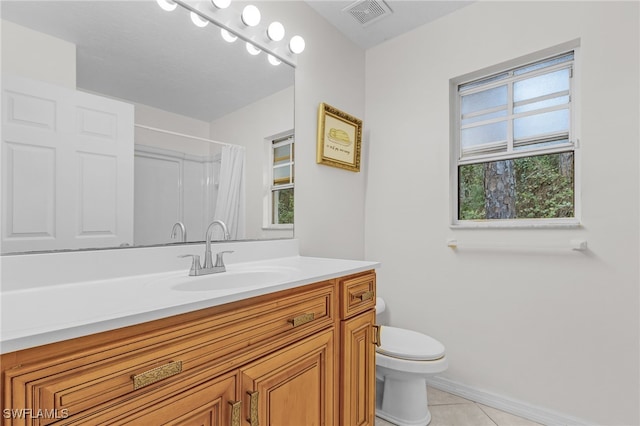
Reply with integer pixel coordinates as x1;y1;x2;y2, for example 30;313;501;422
179;254;202;276
214;250;234;268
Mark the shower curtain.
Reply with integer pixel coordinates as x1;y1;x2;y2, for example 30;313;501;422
213;145;246;240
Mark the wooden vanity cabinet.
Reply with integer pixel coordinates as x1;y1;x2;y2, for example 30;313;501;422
339;273;377;426
1;271;376;426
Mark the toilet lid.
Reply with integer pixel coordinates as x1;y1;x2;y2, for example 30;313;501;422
376;326;445;361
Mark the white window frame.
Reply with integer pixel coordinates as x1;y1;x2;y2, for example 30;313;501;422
450;42;581;229
263;132;294;230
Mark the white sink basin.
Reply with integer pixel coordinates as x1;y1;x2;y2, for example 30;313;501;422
166;266;299;292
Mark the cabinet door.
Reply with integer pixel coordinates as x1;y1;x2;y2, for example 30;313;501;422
340;310;376;426
239;329;336;426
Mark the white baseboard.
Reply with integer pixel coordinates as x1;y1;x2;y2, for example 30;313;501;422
426;376;591;426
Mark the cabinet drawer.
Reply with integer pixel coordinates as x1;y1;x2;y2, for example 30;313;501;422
3;282;335;425
340;271;376;319
57;370;238;426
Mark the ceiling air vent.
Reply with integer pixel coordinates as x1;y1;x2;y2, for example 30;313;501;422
343;0;393;27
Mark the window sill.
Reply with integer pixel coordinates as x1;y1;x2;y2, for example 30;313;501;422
450;219;582;230
262;225;294;231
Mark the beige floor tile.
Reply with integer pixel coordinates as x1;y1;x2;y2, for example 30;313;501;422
376;387;541;426
428;403;497;426
477;404;542;426
374;416;396;426
427;386;474;406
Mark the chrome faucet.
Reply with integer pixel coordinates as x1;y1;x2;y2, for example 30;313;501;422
170;222;187;242
204;220;230;269
178;220;232;276
179;250;233;276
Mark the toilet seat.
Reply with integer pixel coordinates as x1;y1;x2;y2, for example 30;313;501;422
376;326;445;361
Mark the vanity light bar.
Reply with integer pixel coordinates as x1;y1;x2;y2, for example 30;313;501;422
241;5;261;27
246;42;261;56
268;54;282;66
167;0;303;67
288;35;305;54
190;11;209;27
267;22;285;42
156;0;178;12
211;0;231;9
220;28;237;43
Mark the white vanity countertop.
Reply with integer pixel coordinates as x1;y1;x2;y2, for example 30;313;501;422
0;255;379;354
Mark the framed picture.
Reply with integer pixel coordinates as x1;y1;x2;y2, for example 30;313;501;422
316;103;362;172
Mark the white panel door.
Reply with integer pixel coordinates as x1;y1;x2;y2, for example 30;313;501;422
71;90;134;247
1;74;134;253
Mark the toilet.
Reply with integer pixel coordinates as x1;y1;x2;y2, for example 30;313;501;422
375;297;448;426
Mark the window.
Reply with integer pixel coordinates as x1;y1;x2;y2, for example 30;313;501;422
268;135;294;227
453;50;578;226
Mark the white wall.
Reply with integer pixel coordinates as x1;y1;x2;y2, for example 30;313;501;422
134;103;213;152
1;20;76;88
294;5;367;260
364;2;639;425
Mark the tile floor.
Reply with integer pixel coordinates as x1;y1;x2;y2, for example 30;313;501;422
375;386;543;426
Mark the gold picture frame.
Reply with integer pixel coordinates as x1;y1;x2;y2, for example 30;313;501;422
316;103;362;172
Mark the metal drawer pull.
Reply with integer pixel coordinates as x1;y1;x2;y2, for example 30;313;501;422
229;400;242;426
247;391;259;426
372;324;381;347
131;360;182;390
288;312;315;327
356;290;374;301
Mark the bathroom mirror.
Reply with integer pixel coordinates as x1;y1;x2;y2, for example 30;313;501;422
1;0;295;254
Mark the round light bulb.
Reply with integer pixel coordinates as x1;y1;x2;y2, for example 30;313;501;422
156;0;177;12
241;5;261;27
267;22;285;42
220;28;238;43
268;55;282;66
289;35;305;54
190;12;209;28
211;0;231;9
246;42;261;56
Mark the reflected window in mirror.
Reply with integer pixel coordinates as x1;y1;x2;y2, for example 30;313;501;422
267;134;294;228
